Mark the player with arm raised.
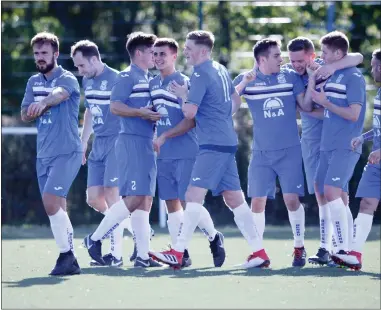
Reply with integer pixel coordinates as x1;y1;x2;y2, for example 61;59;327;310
308;31;366;265
83;32;162;268
20;32;82;276
233;38;311;267
150;31;264;269
150;38;224;268
340;49;381;270
286;37;363;265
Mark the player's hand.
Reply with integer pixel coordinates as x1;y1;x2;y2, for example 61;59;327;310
306;62;321;77
139;107;162;121
81;141;88;165
168;80;189;100
368;149;381;165
153;135;166;155
27;101;47;118
242;70;257;84
351;136;364;150
315;65;334;81
311;87;329;107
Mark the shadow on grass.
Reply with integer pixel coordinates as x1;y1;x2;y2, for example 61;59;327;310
2;276;69;288
79;264;381;281
3;265;379;289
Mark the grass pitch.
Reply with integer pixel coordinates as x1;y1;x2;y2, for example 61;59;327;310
2;225;380;309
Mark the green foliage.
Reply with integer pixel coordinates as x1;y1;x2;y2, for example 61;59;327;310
2;1;380;225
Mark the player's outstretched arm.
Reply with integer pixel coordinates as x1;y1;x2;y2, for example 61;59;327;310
311;87;362;122
162;118;195;139
26;87;70;119
315;53;363;81
41;87;70;108
110;101;161;121
20;77;49;122
20;107;39;122
296;92;312;112
303;107;325;120
182;102;198;120
362;129;375;142
234;70;257;95
153;118;196;154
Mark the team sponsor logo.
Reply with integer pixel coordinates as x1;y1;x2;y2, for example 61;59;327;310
156;105;172;126
90;104;104;125
277;73;286;84
34;81;43;86
100;80;108;91
263;97;284;118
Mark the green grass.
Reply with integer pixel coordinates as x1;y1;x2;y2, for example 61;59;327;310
2;225;380;309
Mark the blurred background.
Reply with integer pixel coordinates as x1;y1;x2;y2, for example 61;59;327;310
2;1;381;227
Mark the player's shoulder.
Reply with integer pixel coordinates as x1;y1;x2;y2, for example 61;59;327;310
233;71;247;82
105;65;120;79
178;71;189;81
56;69;79;88
173;71;189;85
340;67;364;82
60;68;77;80
116;67;134;81
27;73;42;84
278;67;299;80
279;67;297;75
281;63;294;70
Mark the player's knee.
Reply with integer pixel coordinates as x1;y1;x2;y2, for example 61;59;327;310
86;196;105;212
223;191;244;209
251;197;266;213
359;198;378;215
283;194;300;211
103;187;119;207
323;185;342;202
185;187;205;204
42;194;62;216
166;200;182;213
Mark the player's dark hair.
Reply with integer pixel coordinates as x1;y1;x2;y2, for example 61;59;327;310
287;37;315;53
154;38;179;54
320;31;349;55
126;32;157;59
373;48;381;62
31;32;59;53
186;30;215;51
253;39;281;63
70;40;101;60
